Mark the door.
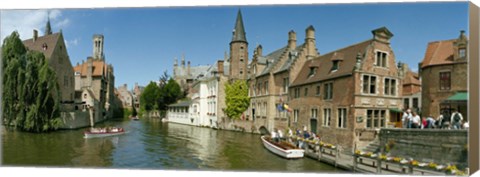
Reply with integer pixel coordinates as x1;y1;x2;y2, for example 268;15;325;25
310;118;317;134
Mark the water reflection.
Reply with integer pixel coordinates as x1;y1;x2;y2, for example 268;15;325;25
2;118;340;173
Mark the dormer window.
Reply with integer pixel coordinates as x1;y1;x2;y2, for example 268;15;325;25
308;67;317;77
459;48;466;58
332;60;339;71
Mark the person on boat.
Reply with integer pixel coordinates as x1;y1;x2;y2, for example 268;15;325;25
271;129;279;143
277;129;284;141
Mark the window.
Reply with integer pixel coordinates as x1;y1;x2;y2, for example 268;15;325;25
338;108;347;128
363;75;377;94
294;109;299;122
240;58;244;62
316;85;321;96
240;70;243;75
366;109;386;129
323;108;331;127
332;61;339;71
404;98;410;109
413;98;419;109
459;48;466;58
311;108;318;119
265;81;269;95
304;87;308;97
283;77;289;93
324;83;333;100
294;88;300;98
439;72;451;90
375;51;388;67
308;67;317;77
384;78;397;95
258;83;262;95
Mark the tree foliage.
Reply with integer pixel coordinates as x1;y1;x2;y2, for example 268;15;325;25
140;81;161;112
2;31;61;132
224;79;250;119
158;78;182;110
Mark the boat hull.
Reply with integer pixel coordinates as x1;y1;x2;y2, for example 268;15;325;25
260;136;304;159
84;131;125;138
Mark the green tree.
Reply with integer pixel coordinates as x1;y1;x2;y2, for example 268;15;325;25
158;78;182;111
224;79;250;119
2;31;61;132
140;81;161;112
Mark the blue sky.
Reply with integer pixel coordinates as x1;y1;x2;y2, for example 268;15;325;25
1;2;469;89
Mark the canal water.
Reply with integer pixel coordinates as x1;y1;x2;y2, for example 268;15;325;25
2;118;340;173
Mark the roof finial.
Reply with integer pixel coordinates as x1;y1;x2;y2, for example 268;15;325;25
45;11;52;35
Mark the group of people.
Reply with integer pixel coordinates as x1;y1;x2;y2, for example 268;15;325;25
270;126;319;148
401;108;468;130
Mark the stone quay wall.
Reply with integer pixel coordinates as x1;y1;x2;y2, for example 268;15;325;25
379;128;468;168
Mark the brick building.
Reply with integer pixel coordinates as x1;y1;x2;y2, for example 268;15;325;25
73;34;117;123
247;26;319;132
400;63;422;115
419;31;468;120
289;27;403;152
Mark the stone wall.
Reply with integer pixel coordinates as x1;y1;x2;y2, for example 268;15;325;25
59;111;90;129
379;128;468;168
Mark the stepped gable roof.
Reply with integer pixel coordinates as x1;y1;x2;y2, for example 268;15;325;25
73;60;107;77
275;44;306;74
420;39;456;68
23;32;61;59
257;45;289;76
291;39;373;86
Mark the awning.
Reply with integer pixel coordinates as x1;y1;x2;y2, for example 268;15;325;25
389;108;403;113
445;92;468;101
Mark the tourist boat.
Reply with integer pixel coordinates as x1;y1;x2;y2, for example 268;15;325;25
260;135;304;159
131;116;140;121
84;127;125;138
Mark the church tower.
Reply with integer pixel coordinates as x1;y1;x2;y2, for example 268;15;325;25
93;34;105;60
229;9;248;80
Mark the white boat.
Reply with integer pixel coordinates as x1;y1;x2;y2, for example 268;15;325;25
84;127;125;138
260;135;304;159
161;118;168;122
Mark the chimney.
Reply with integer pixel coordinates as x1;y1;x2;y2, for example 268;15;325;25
257;45;263;56
33;29;38;42
187;61;191;76
181;53;185;68
288;30;296;50
218;60;224;74
305;25;316;60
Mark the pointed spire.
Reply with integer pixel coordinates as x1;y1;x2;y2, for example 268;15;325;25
231;9;247;43
45;13;52;35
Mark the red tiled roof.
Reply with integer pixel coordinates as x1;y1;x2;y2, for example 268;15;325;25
291;39;373;86
420;39;455;68
73;60;107;77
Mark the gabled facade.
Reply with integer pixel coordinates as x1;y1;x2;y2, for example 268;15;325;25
246;26;319;132
22;24;75;109
289;27;403;152
419;31;468;119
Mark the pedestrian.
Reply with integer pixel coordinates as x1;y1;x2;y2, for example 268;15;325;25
411;112;421;129
402;108;411;128
421;117;427;129
463;121;469;130
442;110;451;129
450;109;463;129
436;114;444;129
426;115;436;129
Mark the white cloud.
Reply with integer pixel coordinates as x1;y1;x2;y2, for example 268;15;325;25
64;38;79;48
1;9;69;40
